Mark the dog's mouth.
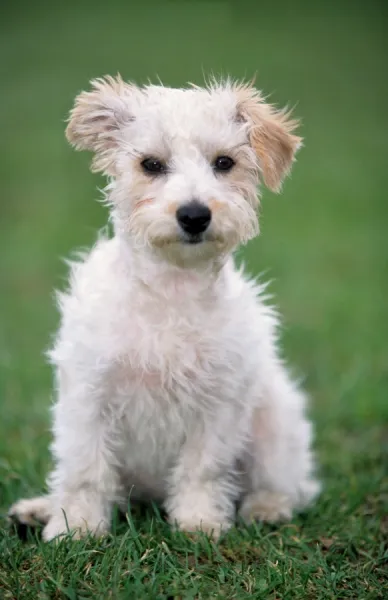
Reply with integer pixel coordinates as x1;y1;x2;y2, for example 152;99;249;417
181;230;223;246
152;230;225;252
183;233;205;245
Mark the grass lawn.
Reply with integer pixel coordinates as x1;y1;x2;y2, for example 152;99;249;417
0;1;387;598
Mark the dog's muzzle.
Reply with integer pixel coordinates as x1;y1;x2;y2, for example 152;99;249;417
176;202;211;243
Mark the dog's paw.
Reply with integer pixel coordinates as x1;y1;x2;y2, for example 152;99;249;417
174;519;230;540
42;514;109;542
8;496;51;527
42;516;83;542
239;491;293;524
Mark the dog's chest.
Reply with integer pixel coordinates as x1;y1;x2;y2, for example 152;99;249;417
108;285;234;433
112;285;228;392
109;296;224;490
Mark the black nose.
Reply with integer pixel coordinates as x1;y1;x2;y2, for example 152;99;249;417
176;202;212;235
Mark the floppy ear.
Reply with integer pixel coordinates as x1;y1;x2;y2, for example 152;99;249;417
235;84;302;192
66;75;134;175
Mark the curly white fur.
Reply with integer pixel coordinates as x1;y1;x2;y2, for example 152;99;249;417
9;77;319;541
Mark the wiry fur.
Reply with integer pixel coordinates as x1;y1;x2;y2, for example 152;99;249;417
9;76;319;541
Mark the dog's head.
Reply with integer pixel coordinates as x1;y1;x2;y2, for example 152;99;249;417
66;76;302;265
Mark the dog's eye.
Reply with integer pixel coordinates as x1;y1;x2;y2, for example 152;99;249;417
213;156;235;173
141;158;167;174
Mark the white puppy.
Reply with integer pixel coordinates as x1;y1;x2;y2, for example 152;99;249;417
9;76;319;541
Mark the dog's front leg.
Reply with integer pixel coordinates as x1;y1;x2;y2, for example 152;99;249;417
42;381;120;542
165;414;241;538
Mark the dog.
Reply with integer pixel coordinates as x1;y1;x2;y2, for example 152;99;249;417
9;76;320;541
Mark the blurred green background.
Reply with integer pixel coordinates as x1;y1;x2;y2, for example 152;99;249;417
0;0;387;491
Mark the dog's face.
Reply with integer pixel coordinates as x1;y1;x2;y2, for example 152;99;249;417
66;77;301;265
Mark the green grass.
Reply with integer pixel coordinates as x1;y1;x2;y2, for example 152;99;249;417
0;1;387;598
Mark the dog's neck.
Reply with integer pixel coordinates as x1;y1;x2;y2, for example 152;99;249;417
118;234;230;299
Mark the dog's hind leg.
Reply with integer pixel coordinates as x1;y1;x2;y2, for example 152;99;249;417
239;371;320;524
8;495;52;526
